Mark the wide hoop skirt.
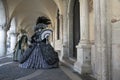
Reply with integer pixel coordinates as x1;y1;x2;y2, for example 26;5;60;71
19;43;59;69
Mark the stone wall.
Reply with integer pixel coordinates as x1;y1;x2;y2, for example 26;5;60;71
112;22;120;80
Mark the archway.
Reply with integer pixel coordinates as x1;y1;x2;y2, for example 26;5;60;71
68;0;80;59
73;0;80;58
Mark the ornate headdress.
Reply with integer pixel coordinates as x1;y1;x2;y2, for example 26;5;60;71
34;16;51;31
34;23;48;31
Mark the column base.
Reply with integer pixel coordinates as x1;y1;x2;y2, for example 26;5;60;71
60;44;69;62
74;43;91;74
0;46;6;57
74;61;91;74
0;29;7;57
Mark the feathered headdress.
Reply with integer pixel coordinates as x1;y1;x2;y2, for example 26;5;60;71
34;16;51;31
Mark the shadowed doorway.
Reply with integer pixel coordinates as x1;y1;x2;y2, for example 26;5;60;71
73;0;80;58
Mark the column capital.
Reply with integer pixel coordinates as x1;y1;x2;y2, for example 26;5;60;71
77;41;91;48
9;32;18;36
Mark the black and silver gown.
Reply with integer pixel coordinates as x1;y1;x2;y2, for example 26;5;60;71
19;30;59;69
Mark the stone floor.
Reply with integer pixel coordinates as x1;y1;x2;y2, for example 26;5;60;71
0;56;82;80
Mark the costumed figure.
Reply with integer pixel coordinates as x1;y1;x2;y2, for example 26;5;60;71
19;16;59;69
13;29;28;62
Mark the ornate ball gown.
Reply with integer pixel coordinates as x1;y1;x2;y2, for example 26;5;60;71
19;28;59;69
13;34;28;61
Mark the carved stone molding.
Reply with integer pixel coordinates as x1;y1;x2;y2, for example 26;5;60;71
10;32;17;36
0;25;7;30
88;0;93;12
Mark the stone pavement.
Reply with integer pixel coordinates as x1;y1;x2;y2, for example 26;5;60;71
0;56;82;80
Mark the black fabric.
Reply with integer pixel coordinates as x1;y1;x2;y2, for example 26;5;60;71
20;42;59;65
19;45;35;63
19;35;28;49
31;32;42;43
40;43;59;65
17;49;24;62
19;28;59;69
20;43;59;69
13;34;28;61
36;16;51;25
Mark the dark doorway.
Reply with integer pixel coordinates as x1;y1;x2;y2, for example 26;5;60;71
57;9;60;40
73;0;80;58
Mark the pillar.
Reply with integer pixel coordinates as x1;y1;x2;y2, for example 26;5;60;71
74;0;91;74
0;26;7;56
60;14;63;41
9;18;17;53
0;0;7;56
10;33;17;53
61;1;69;61
61;16;69;61
94;0;111;80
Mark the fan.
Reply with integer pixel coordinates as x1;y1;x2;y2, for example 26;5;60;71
40;29;53;40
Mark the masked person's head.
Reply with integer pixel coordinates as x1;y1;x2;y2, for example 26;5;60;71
34;16;51;32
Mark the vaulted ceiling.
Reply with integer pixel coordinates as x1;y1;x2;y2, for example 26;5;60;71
5;0;65;33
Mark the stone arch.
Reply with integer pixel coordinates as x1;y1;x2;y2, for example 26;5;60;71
8;0;59;37
0;0;6;26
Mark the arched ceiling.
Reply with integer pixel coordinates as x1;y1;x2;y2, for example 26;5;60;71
0;0;6;25
6;0;65;34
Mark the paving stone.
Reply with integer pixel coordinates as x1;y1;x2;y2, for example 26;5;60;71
29;68;72;80
0;63;36;80
0;57;72;80
0;57;12;64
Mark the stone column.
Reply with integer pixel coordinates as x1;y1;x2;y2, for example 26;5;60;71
79;0;89;44
74;0;91;74
94;0;110;80
0;26;7;56
10;32;17;53
9;18;17;53
61;16;69;61
94;0;102;79
61;1;69;61
59;14;63;41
